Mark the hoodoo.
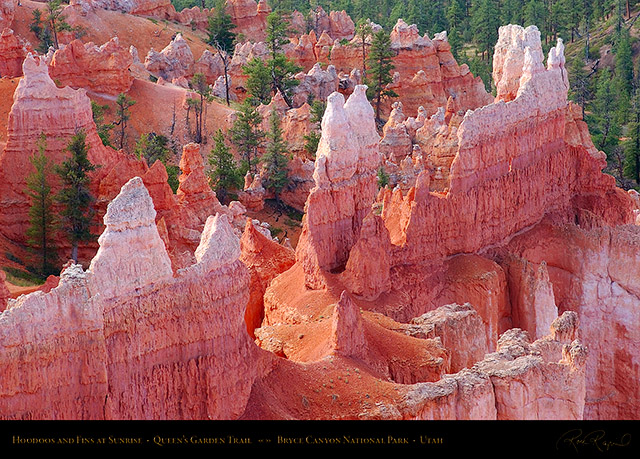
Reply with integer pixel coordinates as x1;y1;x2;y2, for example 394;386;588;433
0;2;638;423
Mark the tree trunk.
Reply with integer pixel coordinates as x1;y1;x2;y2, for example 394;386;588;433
224;67;230;106
71;243;78;263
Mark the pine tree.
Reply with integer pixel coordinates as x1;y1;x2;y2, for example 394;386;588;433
446;0;466;30
45;0;71;50
244;12;302;108
207;0;236;52
624;63;640;184
366;29;397;123
56;130;97;263
207;0;236;106
229;100;265;174
208;129;242;203
590;68;621;155
30;9;54;54
114;92;136;151
303;98;325;157
266;12;302;107
354;18;372;79
244;57;272;105
91;101;114;148
568;54;591;118
25;133;59;277
624;114;640;184
134;132;170;165
261;110;290;204
524;0;547;34
471;0;501;60
188;73;213;143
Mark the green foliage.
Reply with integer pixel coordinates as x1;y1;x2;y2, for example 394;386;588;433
25;133;59;277
208;129;243;203
134;133;171;165
589;68;621;155
310;99;326;124
166;165;181;193
44;0;73;50
2;266;45;287
377;166;389;188
354;18;373;78
261;110;290;201
187;73;213;143
30;9;54;53
244;57;275;106
471;0;501;61
568;54;591;116
55;130;97;262
229;100;265;174
114;93;136;150
91;101;114;148
303;130;321;157
465;55;493;93
366;29;397;122
243;12;302;107
207;0;237;53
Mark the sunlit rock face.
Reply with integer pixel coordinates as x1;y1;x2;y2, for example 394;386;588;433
0;178;269;420
48;37;134;96
295;85;381;289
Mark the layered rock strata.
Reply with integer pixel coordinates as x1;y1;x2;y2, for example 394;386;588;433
0;54;119;246
295;85;381;289
144;33;194;82
0;28;26;78
48;37;134;95
0;178;267;419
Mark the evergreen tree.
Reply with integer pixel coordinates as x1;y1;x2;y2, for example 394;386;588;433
114;93;136;151
354;18;372;79
208;129;243;203
26;133;59;277
524;0;547;32
207;0;236;106
229;100;265;173
624;62;640;184
244;57;272;105
266;12;302;107
243;12;302;107
261;110;290;204
45;0;71;50
377;165;389;188
56;130;97;263
91;101;114;148
471;0;501;61
188;73;213;143
549;0;571;41
568;54;591;118
615;29;634;99
501;0;523;25
30;9;54;53
134;132;171;165
366;29;397;123
424;0;448;35
207;0;236;52
624;113;640;184
590;68;621;154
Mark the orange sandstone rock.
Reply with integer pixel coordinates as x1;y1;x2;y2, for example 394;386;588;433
0;28;26;78
240;219;295;338
48;37;134;95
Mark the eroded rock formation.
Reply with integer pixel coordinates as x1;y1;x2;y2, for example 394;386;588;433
295;85;380;289
0;178;268;420
0;28;26;78
48;37;134;95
